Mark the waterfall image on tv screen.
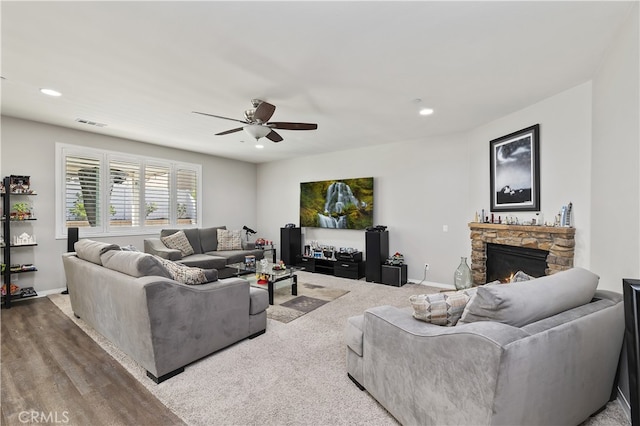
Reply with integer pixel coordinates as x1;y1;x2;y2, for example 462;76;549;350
300;177;374;229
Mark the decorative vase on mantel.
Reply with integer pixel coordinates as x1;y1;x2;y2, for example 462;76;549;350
454;257;473;290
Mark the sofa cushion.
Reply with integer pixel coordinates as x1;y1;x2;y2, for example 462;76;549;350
459;267;599;327
200;226;226;253
217;229;242;250
74;239;121;265
100;250;172;278
161;230;195;257
156;257;218;285
181;254;227;270
410;288;477;326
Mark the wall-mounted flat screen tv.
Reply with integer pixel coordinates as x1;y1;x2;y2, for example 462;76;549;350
300;177;373;229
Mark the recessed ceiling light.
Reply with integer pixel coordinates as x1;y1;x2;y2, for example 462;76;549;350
40;88;62;97
419;108;434;116
255;144;264;149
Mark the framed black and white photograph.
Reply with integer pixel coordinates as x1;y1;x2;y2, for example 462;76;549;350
490;124;540;212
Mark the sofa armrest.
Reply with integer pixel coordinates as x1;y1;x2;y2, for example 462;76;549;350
141;276;251;377
144;238;182;261
360;305;531;425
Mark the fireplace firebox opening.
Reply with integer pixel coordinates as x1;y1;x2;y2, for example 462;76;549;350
486;243;548;283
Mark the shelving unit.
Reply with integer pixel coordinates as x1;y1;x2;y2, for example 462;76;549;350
2;176;38;309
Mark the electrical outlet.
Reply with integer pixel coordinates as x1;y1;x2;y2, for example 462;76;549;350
424;263;430;271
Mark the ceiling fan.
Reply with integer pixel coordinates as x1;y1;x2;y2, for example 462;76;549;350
193;99;317;143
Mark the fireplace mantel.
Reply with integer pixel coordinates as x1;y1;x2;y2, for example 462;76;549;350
468;222;575;284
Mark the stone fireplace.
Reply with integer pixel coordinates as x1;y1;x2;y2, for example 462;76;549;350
469;223;576;285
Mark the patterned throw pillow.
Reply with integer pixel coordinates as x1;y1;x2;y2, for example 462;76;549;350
410;288;477;326
216;229;242;251
161;230;194;257
155;256;218;285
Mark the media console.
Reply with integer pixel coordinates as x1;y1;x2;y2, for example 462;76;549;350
297;256;365;280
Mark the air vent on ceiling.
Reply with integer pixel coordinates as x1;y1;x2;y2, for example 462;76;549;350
75;118;107;127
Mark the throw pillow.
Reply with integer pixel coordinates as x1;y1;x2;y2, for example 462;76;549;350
161;230;194;257
155;256;218;285
217;229;242;251
410;288;477;326
458;267;599;327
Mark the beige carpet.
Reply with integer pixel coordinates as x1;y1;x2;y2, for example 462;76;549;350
48;272;629;426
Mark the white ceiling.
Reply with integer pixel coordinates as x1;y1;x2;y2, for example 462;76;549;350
1;1;635;164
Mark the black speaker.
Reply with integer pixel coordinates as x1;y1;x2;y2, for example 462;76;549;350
67;227;79;252
365;230;389;283
280;227;301;266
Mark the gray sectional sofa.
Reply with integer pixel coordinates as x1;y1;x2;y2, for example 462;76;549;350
144;226;265;279
346;267;625;425
63;239;269;383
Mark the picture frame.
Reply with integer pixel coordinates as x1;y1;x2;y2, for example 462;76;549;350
489;124;540;212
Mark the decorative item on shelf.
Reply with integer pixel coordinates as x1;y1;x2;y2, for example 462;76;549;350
454;257;473;290
272;260;286;270
256;273;269;285
13;232;35;245
255;237;267;248
386;252;404;265
11;202;31;220
244;255;256;267
1;283;20;296
9;175;30;194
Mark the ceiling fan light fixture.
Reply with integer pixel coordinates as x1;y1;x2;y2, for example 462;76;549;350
255;144;264;149
243;124;271;140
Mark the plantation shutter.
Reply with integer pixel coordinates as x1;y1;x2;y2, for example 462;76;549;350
109;160;141;227
144;164;170;226
64;154;101;229
176;168;198;225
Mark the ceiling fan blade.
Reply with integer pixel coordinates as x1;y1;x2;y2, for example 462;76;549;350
266;130;283;143
254;101;276;123
268;122;318;131
215;127;244;136
192;111;248;125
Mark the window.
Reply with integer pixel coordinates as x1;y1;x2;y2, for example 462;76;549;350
56;143;201;238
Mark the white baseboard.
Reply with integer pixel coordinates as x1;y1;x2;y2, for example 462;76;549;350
408;280;455;290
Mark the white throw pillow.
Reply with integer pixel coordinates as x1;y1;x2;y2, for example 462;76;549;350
217;229;242;251
410;288;477;326
161;230;194;257
155;256;218;285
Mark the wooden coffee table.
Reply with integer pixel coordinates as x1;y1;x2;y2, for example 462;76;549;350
227;261;304;305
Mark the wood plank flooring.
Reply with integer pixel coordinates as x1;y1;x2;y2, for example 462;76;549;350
1;297;185;426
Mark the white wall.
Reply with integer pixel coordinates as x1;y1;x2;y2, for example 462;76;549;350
591;4;640;292
257;132;473;285
0;116;258;292
468;82;594;271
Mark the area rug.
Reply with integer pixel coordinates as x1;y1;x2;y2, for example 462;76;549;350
264;282;349;323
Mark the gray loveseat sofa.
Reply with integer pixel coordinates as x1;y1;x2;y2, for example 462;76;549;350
63;239;269;383
144;226;265;279
346;267;624;425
